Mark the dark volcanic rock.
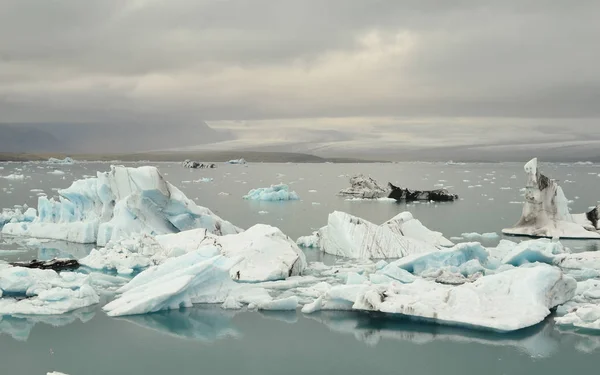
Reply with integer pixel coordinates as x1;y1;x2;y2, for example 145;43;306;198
387;183;458;202
10;259;80;272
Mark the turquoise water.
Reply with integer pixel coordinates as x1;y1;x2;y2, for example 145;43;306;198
1;161;600;374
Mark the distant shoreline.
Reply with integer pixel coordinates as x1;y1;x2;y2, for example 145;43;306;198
0;150;386;163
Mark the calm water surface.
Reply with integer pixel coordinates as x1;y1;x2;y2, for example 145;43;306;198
1;161;599;375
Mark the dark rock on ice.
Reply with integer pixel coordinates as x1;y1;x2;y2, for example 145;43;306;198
388;183;458;202
10;258;80;272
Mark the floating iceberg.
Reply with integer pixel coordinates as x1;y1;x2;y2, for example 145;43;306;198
103;254;238;316
183;160;216;169
226;158;247;165
1;174;25;180
243;184;300;201
46;157;74;164
337;174;390;199
297;211;452;259
0;264;99;315
337;175;458;202
81;224;306;282
503;158;600;239
391;242;490;277
351;265;576;332
0;207;37;227
555;304;600;331
2;165;241;244
388;183;458;202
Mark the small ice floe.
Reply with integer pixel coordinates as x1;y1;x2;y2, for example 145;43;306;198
461;232;501;241
47;170;65;175
1;174;25;180
258;211;269;215
243;184;300;201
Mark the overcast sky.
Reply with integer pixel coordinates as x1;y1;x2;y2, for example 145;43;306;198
1;0;599;151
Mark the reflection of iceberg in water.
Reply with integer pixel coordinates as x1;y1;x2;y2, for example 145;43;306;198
118;306;241;342
306;311;564;358
258;310;298;324
0;306;96;341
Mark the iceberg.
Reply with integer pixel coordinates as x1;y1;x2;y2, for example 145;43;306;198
81;224;306;281
391;242;490;276
1;174;25;180
46;157;74;164
337;174;390;199
503;158;600;239
555;304;600;331
351;265;576;332
337;174;458;202
501;238;567;267
387;183;458;202
182;160;216;169
0;207;37;227
298;211;451;259
2;165;241;244
243;184;300;201
103;254;239;316
0;264;99;315
226;158;247;165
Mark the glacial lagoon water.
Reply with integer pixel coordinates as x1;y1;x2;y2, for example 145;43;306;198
1;161;600;375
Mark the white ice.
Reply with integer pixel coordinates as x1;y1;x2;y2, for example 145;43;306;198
503;158;600;239
2;165;241;244
298;211;451;259
0;264;99;315
243;184;300;201
351;264;576;332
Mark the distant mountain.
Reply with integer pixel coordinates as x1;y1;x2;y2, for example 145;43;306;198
0;122;232;153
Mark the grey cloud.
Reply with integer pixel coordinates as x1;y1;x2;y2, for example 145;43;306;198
0;0;599;136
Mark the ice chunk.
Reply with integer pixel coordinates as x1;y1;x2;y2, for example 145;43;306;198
0;265;99;315
2;165;241;244
501;238;566;266
337;174;390;199
1;174;25;180
0;207;37;227
392;242;489;276
46;157;74;164
103;255;239;316
461;232;500;241
47;170;66;175
257;296;299;311
302;211;448;259
226;158;247;165
555;304;600;331
82;224;306;282
243;184;300;201
384;212;454;247
352;265;576;332
503;158;600;239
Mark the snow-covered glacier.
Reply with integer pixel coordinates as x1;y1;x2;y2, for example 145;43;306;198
297;211;453;259
2;165;241;244
503;158;600;239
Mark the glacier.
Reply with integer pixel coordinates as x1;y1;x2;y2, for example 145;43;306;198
296;211;452;259
243;184;300;201
503;158;600;239
2;165;241;244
